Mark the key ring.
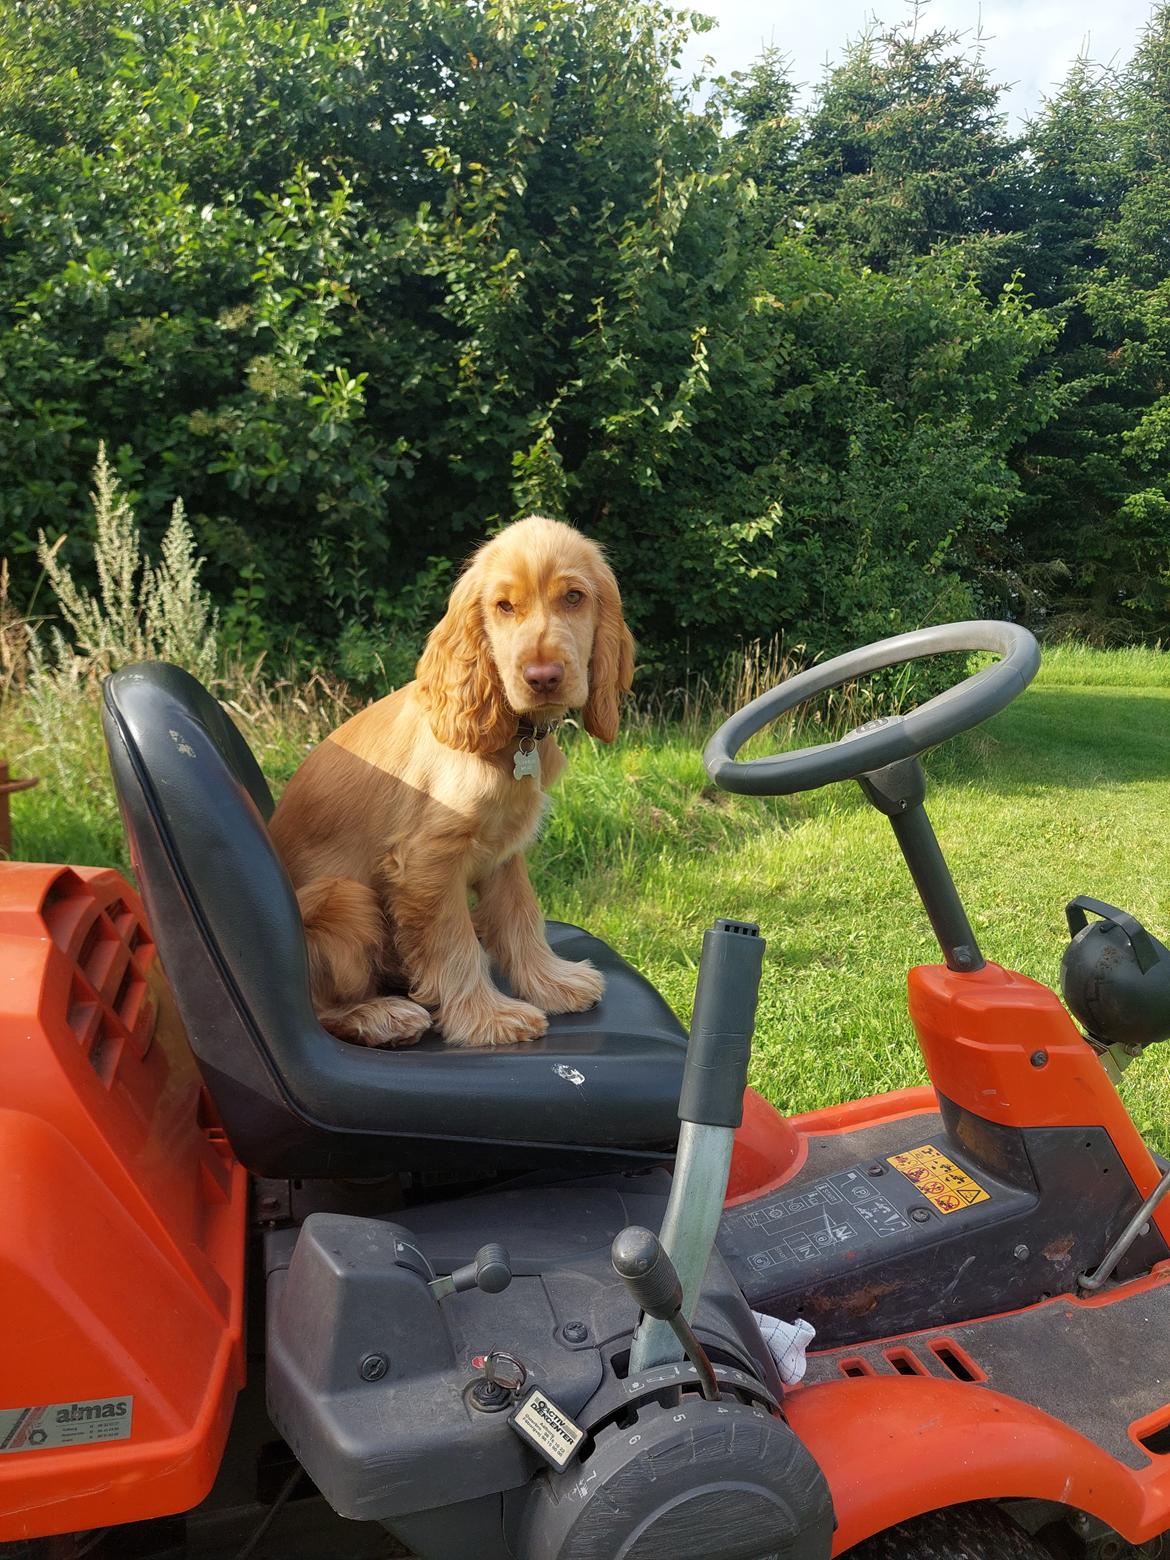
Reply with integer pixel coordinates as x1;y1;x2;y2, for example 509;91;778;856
483;1349;527;1395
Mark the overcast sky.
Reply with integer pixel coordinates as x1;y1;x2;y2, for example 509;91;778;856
678;0;1158;124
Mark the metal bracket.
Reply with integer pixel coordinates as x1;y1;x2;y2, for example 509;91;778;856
1078;1165;1170;1292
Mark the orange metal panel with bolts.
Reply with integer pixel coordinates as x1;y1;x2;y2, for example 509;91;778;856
0;864;247;1540
728;964;1169;1237
784;1366;1165;1555
909;960;1170;1243
727;962;1170;1553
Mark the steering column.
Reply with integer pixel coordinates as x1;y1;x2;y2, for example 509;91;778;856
704;620;1040;970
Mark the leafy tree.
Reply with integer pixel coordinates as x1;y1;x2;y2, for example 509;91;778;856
1007;20;1170;639
1018;60;1126;310
1091;7;1170;633
724;240;1055;647
0;0;1059;671
998;62;1127;630
723;46;802;244
0;0;748;658
723;28;1055;649
786;5;1023;283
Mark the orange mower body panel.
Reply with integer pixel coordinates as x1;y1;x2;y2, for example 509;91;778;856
784;1294;1170;1557
0;863;247;1540
4;852;1170;1553
728;960;1170;1552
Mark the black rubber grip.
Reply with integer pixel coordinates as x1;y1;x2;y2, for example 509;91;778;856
611;1226;682;1320
474;1243;512;1295
447;1242;512;1295
677;920;764;1128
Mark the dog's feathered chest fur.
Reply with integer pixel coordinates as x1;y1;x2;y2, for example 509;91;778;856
272;683;563;895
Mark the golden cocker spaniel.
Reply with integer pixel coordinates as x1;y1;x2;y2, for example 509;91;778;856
270;516;635;1048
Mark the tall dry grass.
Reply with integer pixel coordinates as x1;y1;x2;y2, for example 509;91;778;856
0;453;355;865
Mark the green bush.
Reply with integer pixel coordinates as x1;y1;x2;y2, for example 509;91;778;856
0;0;1057;674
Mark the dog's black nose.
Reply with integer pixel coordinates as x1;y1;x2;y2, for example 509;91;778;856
524;661;564;694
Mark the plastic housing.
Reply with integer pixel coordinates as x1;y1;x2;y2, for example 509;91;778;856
0;864;247;1540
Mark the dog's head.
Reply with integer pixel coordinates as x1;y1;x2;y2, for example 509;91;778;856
416;516;635;754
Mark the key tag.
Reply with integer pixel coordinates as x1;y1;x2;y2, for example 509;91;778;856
513;736;541;782
478;1348;585;1471
508;1383;586;1471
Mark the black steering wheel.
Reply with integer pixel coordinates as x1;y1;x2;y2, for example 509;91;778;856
703;620;1040;797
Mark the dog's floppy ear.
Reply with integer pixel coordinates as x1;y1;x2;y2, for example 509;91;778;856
582;558;635;743
416;563;515;754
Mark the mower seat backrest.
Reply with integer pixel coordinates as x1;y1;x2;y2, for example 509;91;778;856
101;663;687;1179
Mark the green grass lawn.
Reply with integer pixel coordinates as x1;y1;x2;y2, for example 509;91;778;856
534;644;1170;1152
4;644;1169;1150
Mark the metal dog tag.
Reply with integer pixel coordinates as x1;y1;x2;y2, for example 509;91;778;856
513;739;541;782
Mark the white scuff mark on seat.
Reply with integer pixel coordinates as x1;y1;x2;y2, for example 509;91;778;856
553;1064;585;1087
168;728;196;758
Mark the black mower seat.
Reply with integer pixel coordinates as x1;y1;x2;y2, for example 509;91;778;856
101;663;687;1179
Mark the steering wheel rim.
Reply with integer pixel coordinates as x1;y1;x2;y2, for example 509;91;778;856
703;620;1040;798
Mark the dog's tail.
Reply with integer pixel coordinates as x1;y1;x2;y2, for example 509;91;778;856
296;877;384;1007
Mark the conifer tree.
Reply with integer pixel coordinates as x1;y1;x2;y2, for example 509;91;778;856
1010;17;1170;638
790;4;1023;282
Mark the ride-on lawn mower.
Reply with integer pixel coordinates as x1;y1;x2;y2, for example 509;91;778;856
3;620;1170;1560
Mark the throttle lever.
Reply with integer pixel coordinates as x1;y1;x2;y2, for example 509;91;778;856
612;1227;719;1401
429;1243;512;1301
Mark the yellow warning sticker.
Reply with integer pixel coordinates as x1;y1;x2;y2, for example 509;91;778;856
887;1145;991;1215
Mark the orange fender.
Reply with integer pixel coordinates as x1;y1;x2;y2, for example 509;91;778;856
786;1371;1170;1552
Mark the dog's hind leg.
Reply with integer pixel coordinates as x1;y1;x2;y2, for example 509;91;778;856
296;877;431;1047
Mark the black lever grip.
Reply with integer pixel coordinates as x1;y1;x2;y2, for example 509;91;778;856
678;918;764;1128
611;1226;682;1321
448;1243;512;1296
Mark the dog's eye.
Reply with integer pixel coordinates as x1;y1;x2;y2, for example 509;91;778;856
564;590;584;607
496;600;514;615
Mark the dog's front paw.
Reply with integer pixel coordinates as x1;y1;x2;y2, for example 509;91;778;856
515;957;606;1015
440;994;550;1049
322;996;432;1048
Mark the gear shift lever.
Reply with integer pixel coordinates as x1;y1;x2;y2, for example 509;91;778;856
628;918;764;1376
427;1243;512;1300
611;1227;719;1399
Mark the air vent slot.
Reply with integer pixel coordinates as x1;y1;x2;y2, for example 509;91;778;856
39;870;93;950
1137;1413;1170;1456
930;1339;985;1383
79;917;121;994
884;1349;927;1376
40;872;155;1078
839;1357;875;1378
